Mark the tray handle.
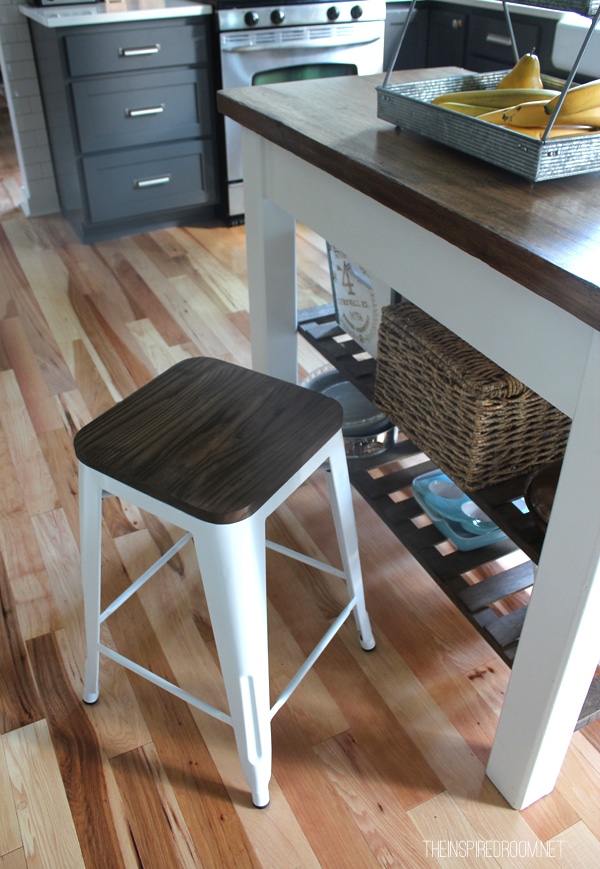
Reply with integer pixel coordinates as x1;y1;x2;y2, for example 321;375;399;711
542;6;600;141
382;0;418;89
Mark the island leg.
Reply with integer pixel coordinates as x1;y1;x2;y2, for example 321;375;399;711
487;330;600;809
242;128;299;382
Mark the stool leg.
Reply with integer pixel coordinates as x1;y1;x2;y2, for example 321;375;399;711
79;462;104;703
326;435;376;651
193;517;272;808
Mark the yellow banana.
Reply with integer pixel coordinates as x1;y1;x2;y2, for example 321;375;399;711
544;79;600;116
436;101;498;116
479;100;600;130
502;125;599;140
496;53;544;90
495;100;552;127
432;88;559;109
553;104;600;128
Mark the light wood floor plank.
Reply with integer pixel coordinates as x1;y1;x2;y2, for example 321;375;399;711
0;849;27;869
408;791;501;868
0;221;76;396
26;631;129;868
0;370;59;516
550;732;600;841
270;704;383;869
313;731;439;868
131;229;200;280
126;317;192;373
550;820;600;868
0;513;62;641
0;425;26;519
67;282;153;394
168;273;252;366
341;615;491;803
71;339;120;419
0;318;64;435
0;734;22;855
3;719;86;869
110;743;207;869
0;552;43;733
170;224;251;315
97;246;192;345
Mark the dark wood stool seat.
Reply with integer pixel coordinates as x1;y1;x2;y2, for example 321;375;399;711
74;356;374;808
74;357;343;525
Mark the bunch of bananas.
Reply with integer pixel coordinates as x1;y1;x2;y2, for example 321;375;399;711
431;53;600;140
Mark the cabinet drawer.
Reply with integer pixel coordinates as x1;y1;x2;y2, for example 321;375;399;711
466;14;540;67
426;10;466;68
82;140;217;224
64;21;208;77
72;68;212;153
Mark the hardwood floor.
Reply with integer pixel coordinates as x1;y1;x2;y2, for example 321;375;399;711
1;120;600;869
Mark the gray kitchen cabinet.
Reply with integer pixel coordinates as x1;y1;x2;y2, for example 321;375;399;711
426;7;466;67
29;17;221;242
385;2;565;79
384;4;429;70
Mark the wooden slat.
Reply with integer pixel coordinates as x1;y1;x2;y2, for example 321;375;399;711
459;561;535;613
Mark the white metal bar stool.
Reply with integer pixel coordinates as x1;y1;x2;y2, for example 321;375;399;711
74;357;375;808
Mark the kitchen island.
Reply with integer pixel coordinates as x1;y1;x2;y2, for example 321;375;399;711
217;69;600;810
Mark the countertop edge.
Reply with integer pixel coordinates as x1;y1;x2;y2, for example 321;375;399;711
19;0;212;27
217;72;600;334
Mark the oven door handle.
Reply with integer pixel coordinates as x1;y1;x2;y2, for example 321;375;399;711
221;36;382;53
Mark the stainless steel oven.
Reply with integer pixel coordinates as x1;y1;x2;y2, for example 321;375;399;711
216;0;386;222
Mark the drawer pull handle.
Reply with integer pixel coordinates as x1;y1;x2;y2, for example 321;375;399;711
134;174;171;189
485;33;513;47
126;105;165;118
120;44;161;57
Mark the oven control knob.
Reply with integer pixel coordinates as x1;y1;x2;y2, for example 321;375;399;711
244;10;259;25
351;4;363;18
271;8;285;24
327;6;340;19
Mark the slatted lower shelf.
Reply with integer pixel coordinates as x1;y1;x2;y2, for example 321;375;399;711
298;304;600;730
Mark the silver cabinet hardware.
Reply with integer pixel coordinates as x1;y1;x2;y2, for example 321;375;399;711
134;174;171;189
126;105;165;118
486;33;513;46
120;44;161;57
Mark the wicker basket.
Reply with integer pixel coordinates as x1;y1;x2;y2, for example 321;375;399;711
373;302;571;492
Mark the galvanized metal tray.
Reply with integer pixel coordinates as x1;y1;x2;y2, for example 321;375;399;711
376;71;600;182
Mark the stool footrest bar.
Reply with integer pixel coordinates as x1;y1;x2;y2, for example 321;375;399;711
266;540;346;580
100;532;193;623
98;643;232;726
270;597;356;719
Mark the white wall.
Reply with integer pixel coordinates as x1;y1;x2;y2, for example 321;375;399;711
0;0;59;215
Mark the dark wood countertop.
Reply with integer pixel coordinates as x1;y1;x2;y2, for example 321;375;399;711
217;69;600;333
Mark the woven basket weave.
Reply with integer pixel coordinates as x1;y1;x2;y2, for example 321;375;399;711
373;302;571;491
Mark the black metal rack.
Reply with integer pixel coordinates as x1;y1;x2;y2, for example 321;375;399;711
298;303;600;730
